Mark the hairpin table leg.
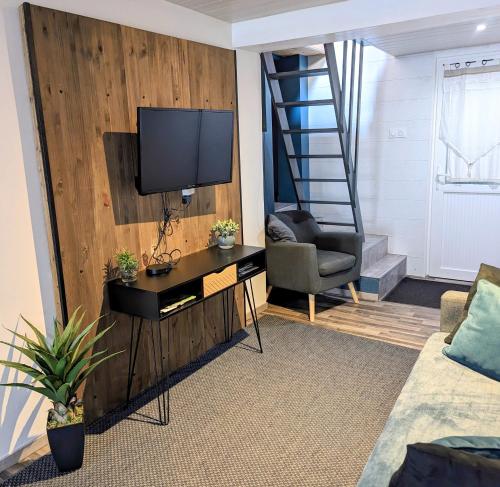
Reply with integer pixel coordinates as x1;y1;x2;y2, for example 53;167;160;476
222;288;236;343
158;318;169;425
126;316;144;404
151;319;169;425
244;280;263;353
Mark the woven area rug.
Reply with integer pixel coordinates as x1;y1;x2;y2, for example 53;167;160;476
2;316;419;487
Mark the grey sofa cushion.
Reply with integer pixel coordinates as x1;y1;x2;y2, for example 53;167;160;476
273;210;321;243
317;250;355;276
267;214;297;242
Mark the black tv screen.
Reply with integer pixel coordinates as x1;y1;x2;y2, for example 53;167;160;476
136;108;234;195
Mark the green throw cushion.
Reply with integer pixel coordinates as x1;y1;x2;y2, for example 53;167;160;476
445;263;500;344
443;279;500;381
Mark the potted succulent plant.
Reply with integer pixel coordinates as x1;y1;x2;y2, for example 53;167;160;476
115;248;139;283
0;308;121;472
211;219;240;249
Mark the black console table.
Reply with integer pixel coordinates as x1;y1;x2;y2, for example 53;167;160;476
108;244;266;425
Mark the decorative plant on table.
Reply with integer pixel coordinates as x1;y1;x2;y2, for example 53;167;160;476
0;308;121;472
115;248;139;283
211;218;240;249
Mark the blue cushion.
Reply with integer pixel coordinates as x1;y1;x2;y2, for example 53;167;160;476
443;279;500;381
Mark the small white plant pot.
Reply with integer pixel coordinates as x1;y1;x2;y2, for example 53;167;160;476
217;235;235;249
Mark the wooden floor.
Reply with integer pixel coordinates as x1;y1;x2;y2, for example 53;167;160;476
0;444;50;482
262;297;441;351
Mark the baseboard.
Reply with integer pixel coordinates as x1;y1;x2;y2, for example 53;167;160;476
246;302;268;324
408;275;473;286
0;433;48;475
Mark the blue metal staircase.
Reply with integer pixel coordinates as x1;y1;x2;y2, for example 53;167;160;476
262;41;365;238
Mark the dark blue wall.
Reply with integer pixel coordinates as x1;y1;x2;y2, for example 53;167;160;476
262;70;275;216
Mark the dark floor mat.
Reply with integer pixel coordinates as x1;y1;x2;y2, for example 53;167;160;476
384;277;470;309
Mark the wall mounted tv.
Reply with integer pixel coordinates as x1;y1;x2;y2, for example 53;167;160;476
136;107;234;195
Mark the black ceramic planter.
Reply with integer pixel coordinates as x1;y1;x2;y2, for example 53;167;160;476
47;422;85;472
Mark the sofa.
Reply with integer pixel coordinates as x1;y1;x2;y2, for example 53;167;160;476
357;290;500;486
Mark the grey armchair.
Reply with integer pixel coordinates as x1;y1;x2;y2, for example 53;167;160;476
266;210;362;321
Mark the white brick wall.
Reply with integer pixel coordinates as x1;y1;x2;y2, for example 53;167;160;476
354;48;435;276
308;46;435;276
308;42;500;276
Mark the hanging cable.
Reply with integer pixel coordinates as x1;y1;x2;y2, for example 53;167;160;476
148;192;191;266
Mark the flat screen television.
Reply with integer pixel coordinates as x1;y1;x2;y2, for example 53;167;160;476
136;107;234;195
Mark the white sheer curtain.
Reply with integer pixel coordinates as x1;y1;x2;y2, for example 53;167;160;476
439;64;500;182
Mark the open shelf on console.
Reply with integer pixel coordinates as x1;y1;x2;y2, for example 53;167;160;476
237;251;266;282
158;280;203;319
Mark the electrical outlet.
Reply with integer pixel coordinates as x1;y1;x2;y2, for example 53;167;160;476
389;127;407;139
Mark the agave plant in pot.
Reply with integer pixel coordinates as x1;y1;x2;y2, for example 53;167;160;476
0;308;121;472
211;218;240;249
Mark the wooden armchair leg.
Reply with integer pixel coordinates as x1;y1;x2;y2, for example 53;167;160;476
348;282;359;304
308;294;315;322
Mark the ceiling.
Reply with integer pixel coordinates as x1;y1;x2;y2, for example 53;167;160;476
268;16;500;58
274;44;325;57
365;16;500;56
167;0;346;23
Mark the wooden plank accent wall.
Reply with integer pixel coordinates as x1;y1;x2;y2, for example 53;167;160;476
24;3;244;421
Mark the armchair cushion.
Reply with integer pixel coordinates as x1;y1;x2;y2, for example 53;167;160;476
267;214;297;242
314;231;362;256
317;250;356;277
273;210;321;243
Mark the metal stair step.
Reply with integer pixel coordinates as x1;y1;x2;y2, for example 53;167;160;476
289;154;343;159
294;178;347;182
300;200;352;205
317;221;356;227
268;68;329;79
276;99;334;108
283;128;338;134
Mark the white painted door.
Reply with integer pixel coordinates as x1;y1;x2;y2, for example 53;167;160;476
429;52;500;281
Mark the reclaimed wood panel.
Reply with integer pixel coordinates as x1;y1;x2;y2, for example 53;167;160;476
24;3;244;420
